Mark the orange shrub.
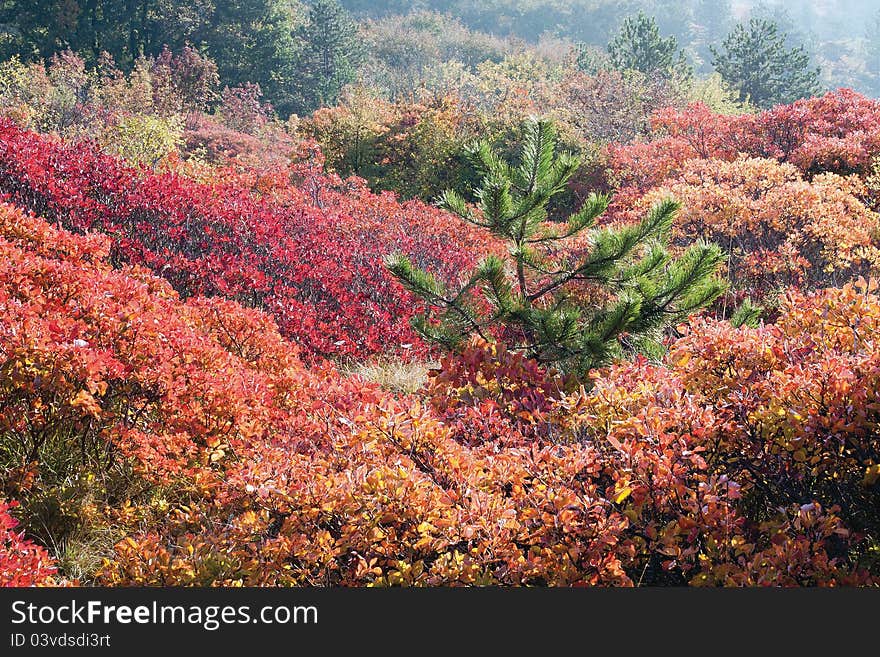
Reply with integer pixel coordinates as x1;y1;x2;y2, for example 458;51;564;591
634;157;880;301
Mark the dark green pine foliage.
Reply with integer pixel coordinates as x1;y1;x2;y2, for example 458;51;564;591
0;0;222;67
710;18;821;108
0;1;300;114
387;119;728;376
607;12;692;81
201;0;299;115
0;0;173;66
730;298;763;328
290;0;363;115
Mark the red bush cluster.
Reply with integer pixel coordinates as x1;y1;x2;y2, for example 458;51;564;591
98;290;880;586
0;121;495;359
424;340;576;447
2;200;876;586
3;88;880;588
608;89;880;195
603;90;880;307
637;157;880;300
1;500;63;586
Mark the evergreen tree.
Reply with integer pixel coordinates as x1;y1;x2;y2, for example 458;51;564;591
199;0;299;115
711;18;821;108
291;0;362;115
387;119;727;376
0;0;300;114
607;12;692;82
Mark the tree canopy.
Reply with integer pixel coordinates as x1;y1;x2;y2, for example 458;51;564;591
607;12;692;82
711;18;821;108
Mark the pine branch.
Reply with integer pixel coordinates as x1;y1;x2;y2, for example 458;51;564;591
473;255;515;315
477;176;516;238
526;199;677;303
514;119;556;195
631;242;727;333
730;298;763;328
437;189;487;227
613;242;669;284
384;253;446;300
527;192;609;244
465;139;510;180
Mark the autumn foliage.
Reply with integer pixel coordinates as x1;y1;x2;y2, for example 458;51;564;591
637;157;880;303
0;120;495;359
1;500;64;586
3;86;880;587
606;90;880;309
0;197;877;586
609;89;880;193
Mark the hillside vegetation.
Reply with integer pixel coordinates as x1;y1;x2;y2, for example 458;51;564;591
2;1;880;587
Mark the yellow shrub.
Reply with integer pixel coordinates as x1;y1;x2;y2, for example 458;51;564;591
99;114;184;166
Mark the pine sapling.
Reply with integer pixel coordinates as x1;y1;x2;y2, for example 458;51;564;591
387;118;728;375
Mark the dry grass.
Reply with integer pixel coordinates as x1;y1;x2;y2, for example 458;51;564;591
56;524;124;583
345;358;435;395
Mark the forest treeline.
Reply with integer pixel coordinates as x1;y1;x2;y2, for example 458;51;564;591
3;0;879;120
1;0;858;209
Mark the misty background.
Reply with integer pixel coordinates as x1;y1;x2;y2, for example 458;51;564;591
341;0;880;96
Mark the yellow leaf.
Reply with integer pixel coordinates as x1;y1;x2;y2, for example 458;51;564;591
864;464;880;486
70;389;101;418
413;536;433;551
613;487;633;505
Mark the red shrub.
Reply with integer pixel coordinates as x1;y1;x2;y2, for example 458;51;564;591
633;157;880;301
0;500;63;586
0;120;497;359
425;339;576;446
608;90;880;198
182;114;296;168
4;84;880;588
2;200;877;586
